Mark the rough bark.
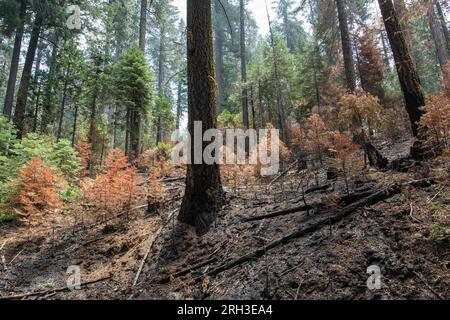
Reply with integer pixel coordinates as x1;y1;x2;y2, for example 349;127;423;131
378;0;425;137
428;2;449;72
3;0;26;118
336;0;357;92
435;1;450;55
13;14;43;139
393;0;416;64
179;0;226;235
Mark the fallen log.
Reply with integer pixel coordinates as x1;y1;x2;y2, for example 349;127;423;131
0;275;111;300
199;184;402;283
243;204;314;222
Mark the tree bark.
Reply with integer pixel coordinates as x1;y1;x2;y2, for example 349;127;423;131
214;2;225;114
336;0;356;92
13;13;43;139
71;104;78;147
57;69;70;141
3;0;27;119
428;2;449;72
240;0;249;133
179;0;226;235
393;0;416;64
435;1;450;55
378;0;425;137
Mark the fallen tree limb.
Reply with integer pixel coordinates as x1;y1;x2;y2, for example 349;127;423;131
244;189;376;223
0;275;111;300
243;204;314;222
133;209;178;287
199;184;402;283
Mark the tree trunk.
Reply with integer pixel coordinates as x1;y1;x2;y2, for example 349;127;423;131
32;85;41;133
435;1;450;55
176;80;183;130
71;104;78;147
336;0;356;92
3;0;26;118
240;0;249;133
130;0;149;159
250;85;256;130
393;0;416;64
13;14;43;139
428;2;449;72
265;0;289;146
258;80;266;129
179;0;226;235
139;0;148;52
214;2;225;114
378;0;425;137
41;34;60;133
57;70;70;141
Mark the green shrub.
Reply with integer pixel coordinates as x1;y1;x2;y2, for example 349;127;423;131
50;139;81;183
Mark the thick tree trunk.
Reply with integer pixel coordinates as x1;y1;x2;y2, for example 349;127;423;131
336;0;356;92
393;0;416;64
3;0;26;118
378;0;425;137
179;0;226;235
428;2;449;72
265;0;289;146
240;0;249;133
13;14;43;139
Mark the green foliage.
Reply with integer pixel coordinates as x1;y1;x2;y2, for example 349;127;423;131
113;45;153;115
50;139;81;183
0;114;17;156
0;133;81;185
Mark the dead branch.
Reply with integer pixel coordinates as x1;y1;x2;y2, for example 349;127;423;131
0;275;111;300
199;184;402;283
243;204;314;222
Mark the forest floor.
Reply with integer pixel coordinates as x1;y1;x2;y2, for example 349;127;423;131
0;139;449;300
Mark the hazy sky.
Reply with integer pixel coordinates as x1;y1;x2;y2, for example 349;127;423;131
172;0;276;36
